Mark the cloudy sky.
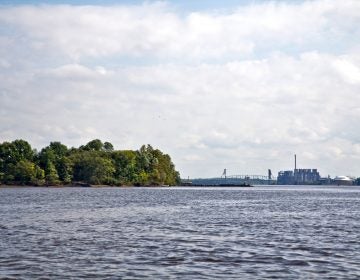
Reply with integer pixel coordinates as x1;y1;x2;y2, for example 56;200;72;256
1;0;360;178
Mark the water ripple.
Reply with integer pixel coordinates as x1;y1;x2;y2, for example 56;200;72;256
1;186;360;279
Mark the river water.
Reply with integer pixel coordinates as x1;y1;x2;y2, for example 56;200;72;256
0;186;360;279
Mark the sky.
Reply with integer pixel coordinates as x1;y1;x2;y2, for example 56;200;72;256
0;0;360;178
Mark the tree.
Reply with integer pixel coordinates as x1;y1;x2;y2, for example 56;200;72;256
150;149;180;185
37;148;56;169
11;139;34;162
48;142;68;157
104;142;114;152
0;141;13;175
71;151;115;185
83;139;103;151
0;140;35;184
136;145;155;173
112;150;137;184
45;161;60;185
134;170;149;186
0;139;180;186
133;145;180;185
37;142;70;185
14;160;35;184
0;140;34;167
13;160;44;185
56;157;72;184
34;165;45;185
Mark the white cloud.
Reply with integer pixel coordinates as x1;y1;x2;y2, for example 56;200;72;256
0;1;359;61
47;64;99;79
332;58;360;84
0;0;360;178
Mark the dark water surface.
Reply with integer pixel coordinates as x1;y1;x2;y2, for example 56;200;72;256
1;186;360;279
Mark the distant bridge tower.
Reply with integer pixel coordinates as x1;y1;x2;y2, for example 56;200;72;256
222;169;227;179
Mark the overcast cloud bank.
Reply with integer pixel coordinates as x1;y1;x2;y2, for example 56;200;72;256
1;0;360;177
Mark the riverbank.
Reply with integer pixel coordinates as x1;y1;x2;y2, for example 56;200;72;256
0;184;173;188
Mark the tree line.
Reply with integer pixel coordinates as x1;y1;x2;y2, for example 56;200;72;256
0;139;180;186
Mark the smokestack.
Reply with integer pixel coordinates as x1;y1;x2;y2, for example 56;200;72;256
294;154;297;171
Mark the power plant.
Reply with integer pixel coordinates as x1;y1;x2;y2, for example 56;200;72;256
181;154;355;186
277;154;320;185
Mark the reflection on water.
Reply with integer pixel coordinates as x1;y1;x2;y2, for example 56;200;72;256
1;186;360;279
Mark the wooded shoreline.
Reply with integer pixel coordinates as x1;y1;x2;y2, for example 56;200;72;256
0;139;181;187
0;184;173;188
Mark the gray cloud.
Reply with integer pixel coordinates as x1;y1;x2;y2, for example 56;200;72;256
1;1;359;61
0;0;360;178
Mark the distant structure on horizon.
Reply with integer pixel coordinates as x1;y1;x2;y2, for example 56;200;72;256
277;154;320;185
333;175;354;186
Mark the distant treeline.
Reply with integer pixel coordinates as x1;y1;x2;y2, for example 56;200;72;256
0;139;180;186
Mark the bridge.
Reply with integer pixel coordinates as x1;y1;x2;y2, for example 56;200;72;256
182;174;276;186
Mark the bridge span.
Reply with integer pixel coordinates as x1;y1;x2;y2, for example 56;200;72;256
182;174;276;186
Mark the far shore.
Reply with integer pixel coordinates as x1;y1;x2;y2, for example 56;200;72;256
0;184;173;188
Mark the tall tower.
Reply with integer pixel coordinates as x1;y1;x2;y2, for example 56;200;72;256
294;154;297;185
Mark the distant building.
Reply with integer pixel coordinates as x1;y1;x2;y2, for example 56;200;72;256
294;169;320;184
277;170;294;185
277;154;321;185
333;176;353;186
277;169;320;185
319;176;332;185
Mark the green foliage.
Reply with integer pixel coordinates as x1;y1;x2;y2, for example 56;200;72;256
0;140;38;184
14;160;35;184
45;161;60;185
111;150;137;184
37;142;69;185
12;160;44;185
71;151;115;185
0;139;180;186
48;142;68;157
56;157;72;184
134;170;149;186
0;140;34;170
134;145;181;185
104;142;114;152
11;139;34;162
83;139;103;151
34;165;45;186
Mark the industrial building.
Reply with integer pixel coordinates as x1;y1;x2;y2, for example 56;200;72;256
333;176;353;185
277;155;321;185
